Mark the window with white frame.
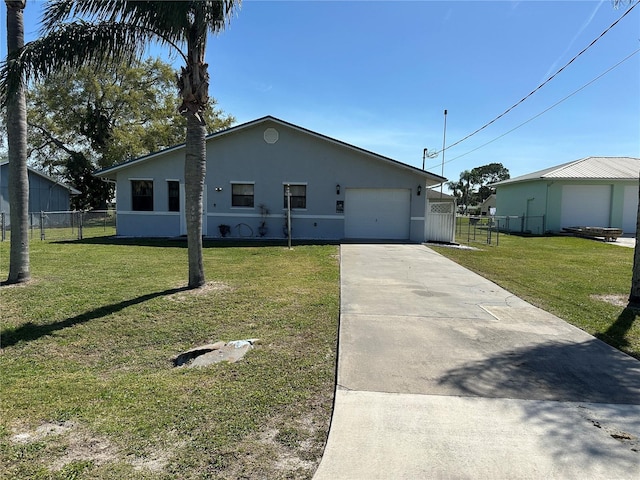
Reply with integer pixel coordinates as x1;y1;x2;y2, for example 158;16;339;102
231;183;254;207
283;184;306;209
131;180;153;211
168;181;180;212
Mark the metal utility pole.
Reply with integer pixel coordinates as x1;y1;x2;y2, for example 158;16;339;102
285;184;292;249
440;109;448;198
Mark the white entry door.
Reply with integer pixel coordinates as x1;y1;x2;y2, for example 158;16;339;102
344;188;411;239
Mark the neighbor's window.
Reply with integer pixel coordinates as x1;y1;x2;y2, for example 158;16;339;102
232;183;254;207
132;180;153;211
168;181;180;212
284;184;306;209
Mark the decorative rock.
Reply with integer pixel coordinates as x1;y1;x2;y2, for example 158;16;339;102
173;339;259;368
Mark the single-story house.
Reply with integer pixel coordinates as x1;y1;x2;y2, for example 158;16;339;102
0;160;80;215
493;157;639;234
94;116;452;242
480;194;496;216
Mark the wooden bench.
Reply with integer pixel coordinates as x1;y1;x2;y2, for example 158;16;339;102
562;226;624;242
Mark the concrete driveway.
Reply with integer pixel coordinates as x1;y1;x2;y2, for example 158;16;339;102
313;244;640;479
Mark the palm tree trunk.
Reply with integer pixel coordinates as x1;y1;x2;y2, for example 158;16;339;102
5;0;30;284
629;180;640;305
185;114;206;288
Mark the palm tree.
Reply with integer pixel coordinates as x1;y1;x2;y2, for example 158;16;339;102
630;185;640;305
4;0;30;285
2;0;239;288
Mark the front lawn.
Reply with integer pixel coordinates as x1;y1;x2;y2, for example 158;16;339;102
431;235;639;360
0;239;339;479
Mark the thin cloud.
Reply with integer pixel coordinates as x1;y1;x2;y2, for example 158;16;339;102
540;0;605;81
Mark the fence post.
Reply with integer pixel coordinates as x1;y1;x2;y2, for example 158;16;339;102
78;211;84;240
1;212;4;242
40;211;45;240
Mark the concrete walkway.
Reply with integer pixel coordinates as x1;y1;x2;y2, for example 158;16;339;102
313;244;640;479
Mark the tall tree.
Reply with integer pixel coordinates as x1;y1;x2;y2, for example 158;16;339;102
1;0;239;288
470;162;510;202
630;185;640;305
24;57;234;209
4;0;30;284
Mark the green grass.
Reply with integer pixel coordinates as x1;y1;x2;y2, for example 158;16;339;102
431;234;639;359
0;238;339;479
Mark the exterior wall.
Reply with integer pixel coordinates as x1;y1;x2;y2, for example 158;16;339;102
112;120;433;241
1;164;73;214
496;179;638;233
495;181;549;233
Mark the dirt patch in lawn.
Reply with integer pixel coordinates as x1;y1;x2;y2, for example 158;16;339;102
168;281;233;301
9;421;170;473
590;294;629;307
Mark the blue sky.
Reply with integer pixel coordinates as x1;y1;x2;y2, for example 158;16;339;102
3;0;639;183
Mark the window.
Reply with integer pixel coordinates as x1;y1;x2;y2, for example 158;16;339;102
232;183;254;207
168;181;180;212
284;184;306;209
132;180;153;211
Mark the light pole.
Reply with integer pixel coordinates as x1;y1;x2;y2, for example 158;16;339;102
440;109;448;198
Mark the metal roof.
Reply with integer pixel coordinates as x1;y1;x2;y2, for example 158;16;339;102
493;157;640;186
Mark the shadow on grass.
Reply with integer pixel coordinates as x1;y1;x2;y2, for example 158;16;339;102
596;306;639;358
0;286;189;349
52;236;342;248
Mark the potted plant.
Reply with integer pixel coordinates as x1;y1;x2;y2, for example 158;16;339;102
218;224;231;237
258;204;269;237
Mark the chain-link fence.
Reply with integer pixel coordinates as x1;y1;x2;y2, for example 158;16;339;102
1;210;116;242
456;214;546;246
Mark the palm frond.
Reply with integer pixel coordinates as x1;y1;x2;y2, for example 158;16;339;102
42;1;240;42
1;21;157;107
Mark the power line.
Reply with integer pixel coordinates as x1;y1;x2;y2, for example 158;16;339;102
427;47;640;170
435;0;639;156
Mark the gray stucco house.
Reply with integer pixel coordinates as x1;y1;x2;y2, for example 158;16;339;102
94;116;452;242
0;161;80;215
493;157;639;234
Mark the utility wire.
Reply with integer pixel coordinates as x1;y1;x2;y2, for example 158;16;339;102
435;0;639;156
427;47;640;171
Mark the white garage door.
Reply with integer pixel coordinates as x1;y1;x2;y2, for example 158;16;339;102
561;185;611;228
623;185;638;234
344;188;411;239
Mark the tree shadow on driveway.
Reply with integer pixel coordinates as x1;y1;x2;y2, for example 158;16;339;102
436;339;640;469
0;286;189;349
437;338;640;404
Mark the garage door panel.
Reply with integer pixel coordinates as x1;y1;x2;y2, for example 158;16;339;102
345;189;410;239
623;185;638;234
561;185;610;228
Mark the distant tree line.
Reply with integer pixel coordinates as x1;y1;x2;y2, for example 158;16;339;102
447;162;510;214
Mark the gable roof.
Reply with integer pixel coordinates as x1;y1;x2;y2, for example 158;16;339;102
493;157;640;186
0;161;81;195
94;115;446;183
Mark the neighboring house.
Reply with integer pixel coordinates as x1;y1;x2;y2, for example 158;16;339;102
493;157;639;234
480;194;496;216
0;161;80;215
94;116;450;242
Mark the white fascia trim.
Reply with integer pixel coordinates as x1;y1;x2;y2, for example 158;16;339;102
210;212;344;220
128;178;154;181
118;211;179;216
230;181;256;184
